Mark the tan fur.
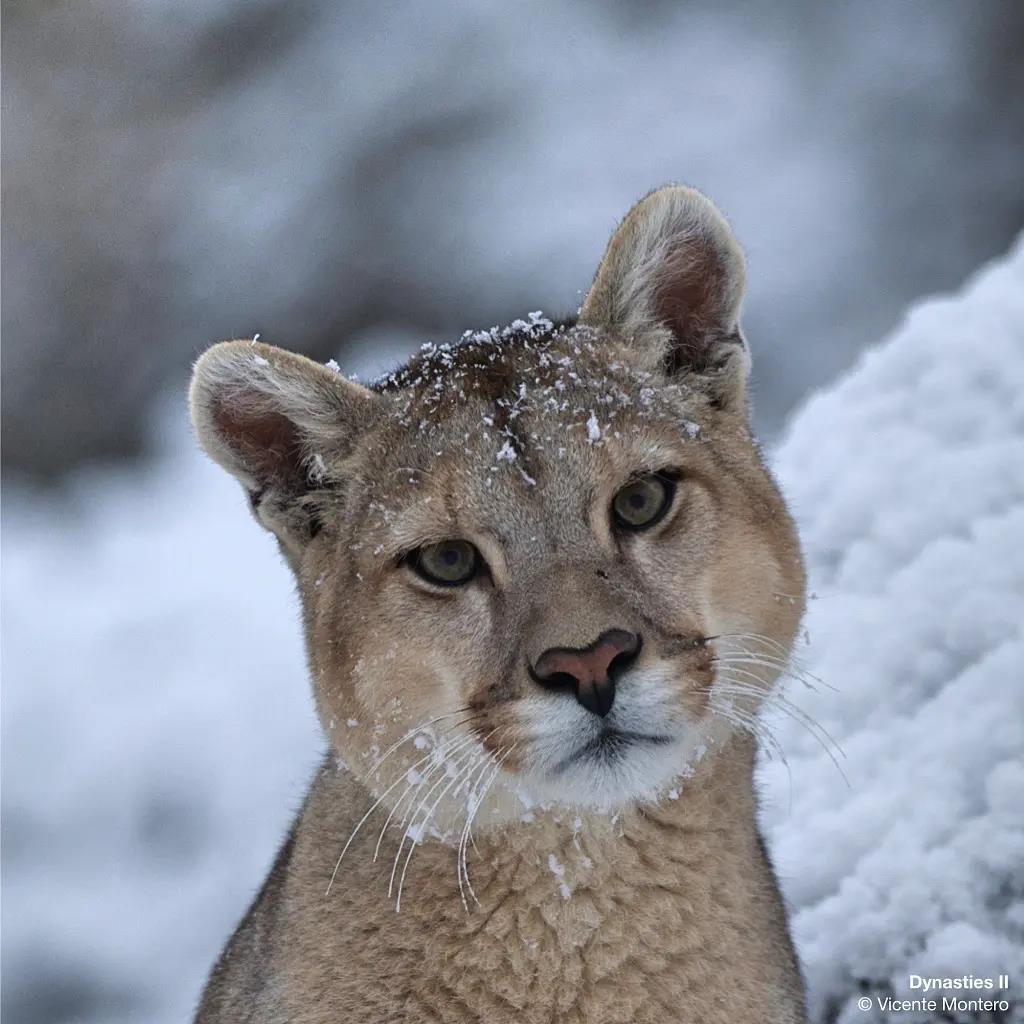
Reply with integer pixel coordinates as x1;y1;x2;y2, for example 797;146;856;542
190;186;807;1023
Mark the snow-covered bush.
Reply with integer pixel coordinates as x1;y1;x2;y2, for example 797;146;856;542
2;239;1021;1022
764;236;1024;1022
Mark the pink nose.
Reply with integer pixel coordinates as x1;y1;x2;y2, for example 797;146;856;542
530;629;641;717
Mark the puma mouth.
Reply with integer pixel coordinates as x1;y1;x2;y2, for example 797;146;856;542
508;663;716;807
553;728;674;774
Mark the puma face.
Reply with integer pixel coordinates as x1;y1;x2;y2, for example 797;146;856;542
190;186;805;819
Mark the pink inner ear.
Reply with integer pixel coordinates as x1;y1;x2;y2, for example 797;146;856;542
654;246;729;373
212;397;305;489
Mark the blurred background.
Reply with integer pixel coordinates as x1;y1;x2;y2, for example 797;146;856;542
2;2;1022;1022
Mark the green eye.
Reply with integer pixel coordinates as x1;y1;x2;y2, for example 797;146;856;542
612;474;676;531
411;539;480;586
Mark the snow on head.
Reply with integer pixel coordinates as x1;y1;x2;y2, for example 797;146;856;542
764;234;1024;1022
495;440;517;463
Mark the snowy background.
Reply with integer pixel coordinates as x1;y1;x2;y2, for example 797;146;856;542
764;238;1024;1023
3;3;1023;1022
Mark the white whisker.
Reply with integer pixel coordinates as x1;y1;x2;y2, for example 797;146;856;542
367;707;478;777
324;742;445;897
456;750;504;911
394;744;491;912
716;674;845;758
373;729;478;863
458;743;517;910
707;693;788;765
715;678;848;785
385;733;482;894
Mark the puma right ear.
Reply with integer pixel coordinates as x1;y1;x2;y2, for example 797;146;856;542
189;340;377;554
581;185;750;408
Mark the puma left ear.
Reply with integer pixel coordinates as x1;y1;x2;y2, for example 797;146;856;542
580;185;750;408
189;340;378;558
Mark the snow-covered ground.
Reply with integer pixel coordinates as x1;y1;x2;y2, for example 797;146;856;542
3;239;1022;1022
763;234;1024;1022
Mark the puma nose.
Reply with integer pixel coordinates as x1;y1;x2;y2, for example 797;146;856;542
530;629;641;718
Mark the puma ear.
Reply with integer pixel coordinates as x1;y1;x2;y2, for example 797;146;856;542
581;185;750;408
189;340;377;552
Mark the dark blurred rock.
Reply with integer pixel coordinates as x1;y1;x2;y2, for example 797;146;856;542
0;950;141;1024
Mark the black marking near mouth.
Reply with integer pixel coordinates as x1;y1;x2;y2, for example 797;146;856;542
553;729;673;774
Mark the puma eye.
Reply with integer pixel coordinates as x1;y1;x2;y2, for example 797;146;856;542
409;539;480;586
612;474;676;531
